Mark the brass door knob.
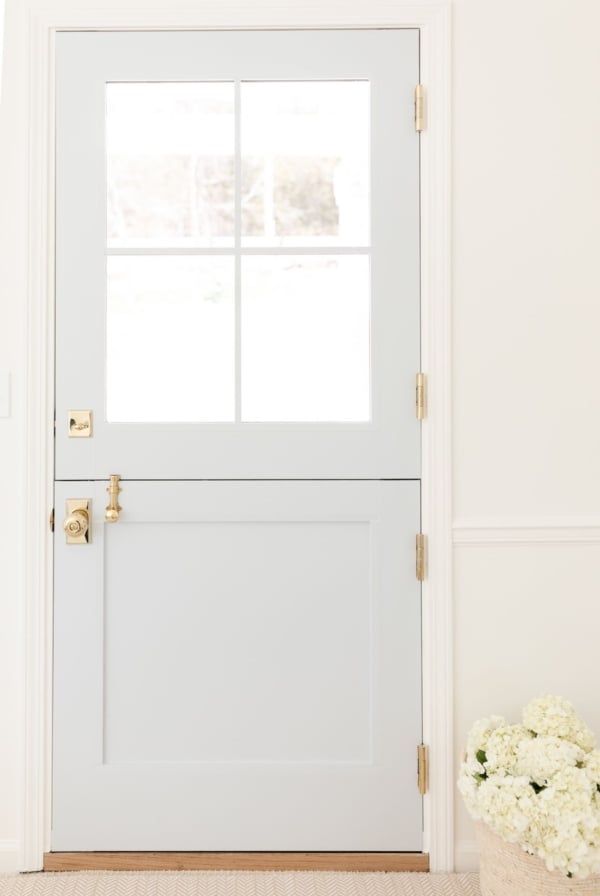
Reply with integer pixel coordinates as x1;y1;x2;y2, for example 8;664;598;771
63;499;92;544
63;509;89;538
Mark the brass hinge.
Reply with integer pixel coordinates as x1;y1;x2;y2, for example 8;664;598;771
49;509;55;532
415;84;425;132
416;533;427;581
416;372;427;420
417;743;429;795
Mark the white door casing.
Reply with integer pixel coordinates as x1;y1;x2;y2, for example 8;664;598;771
20;3;451;872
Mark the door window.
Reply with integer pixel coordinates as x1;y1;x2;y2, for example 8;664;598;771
106;80;371;424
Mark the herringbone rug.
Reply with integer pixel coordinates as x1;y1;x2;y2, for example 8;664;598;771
0;872;480;896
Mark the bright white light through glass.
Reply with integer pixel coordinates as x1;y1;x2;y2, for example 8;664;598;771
241;82;370;247
107;257;234;422
105;80;372;424
242;256;370;422
106;83;235;248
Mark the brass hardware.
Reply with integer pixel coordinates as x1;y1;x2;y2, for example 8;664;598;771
415;84;425;132
49;509;55;532
417;744;429;795
416;533;427;582
105;474;122;523
63;499;91;544
416;373;427;420
68;410;93;438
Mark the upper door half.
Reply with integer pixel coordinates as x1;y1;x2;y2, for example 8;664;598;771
55;29;420;480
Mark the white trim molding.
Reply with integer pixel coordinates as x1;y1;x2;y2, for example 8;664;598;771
21;2;452;871
418;2;453;873
454;519;600;545
19;6;56;874
0;0;5;101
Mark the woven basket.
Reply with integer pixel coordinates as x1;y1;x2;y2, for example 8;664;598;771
476;822;600;895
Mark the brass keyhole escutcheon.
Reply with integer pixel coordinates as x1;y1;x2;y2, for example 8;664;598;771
64;500;92;544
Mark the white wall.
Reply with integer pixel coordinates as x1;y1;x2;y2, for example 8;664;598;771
1;0;600;874
452;0;600;868
0;0;28;872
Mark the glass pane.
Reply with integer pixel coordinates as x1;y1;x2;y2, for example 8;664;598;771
241;82;370;247
242;256;370;422
107;257;234;422
107;83;235;248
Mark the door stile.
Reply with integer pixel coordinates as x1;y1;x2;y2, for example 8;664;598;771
234;79;242;422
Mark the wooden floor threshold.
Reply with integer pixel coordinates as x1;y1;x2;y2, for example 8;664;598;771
44;851;429;872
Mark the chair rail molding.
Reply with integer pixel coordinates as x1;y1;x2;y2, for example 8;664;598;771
21;0;452;872
453;518;600;545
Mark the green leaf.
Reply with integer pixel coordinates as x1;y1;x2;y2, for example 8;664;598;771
476;750;487;766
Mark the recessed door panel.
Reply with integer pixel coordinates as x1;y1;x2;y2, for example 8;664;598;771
103;518;372;763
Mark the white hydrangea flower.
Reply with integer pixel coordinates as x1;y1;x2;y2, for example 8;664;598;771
583;749;600;789
458;696;600;879
515;735;585;785
457;765;481;817
531;768;599;876
463;755;486;777
523;695;596;752
484;724;533;776
465;715;506;759
476;774;535;842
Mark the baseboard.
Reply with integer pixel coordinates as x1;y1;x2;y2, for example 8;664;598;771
0;840;19;873
454;840;478;873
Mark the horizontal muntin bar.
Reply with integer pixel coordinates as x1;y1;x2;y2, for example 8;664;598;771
106;246;371;256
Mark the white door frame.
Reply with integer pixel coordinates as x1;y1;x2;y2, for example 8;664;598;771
20;1;452;872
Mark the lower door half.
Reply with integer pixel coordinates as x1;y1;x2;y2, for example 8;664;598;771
52;479;422;851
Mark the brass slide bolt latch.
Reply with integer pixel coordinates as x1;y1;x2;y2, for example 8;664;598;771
105;474;122;523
